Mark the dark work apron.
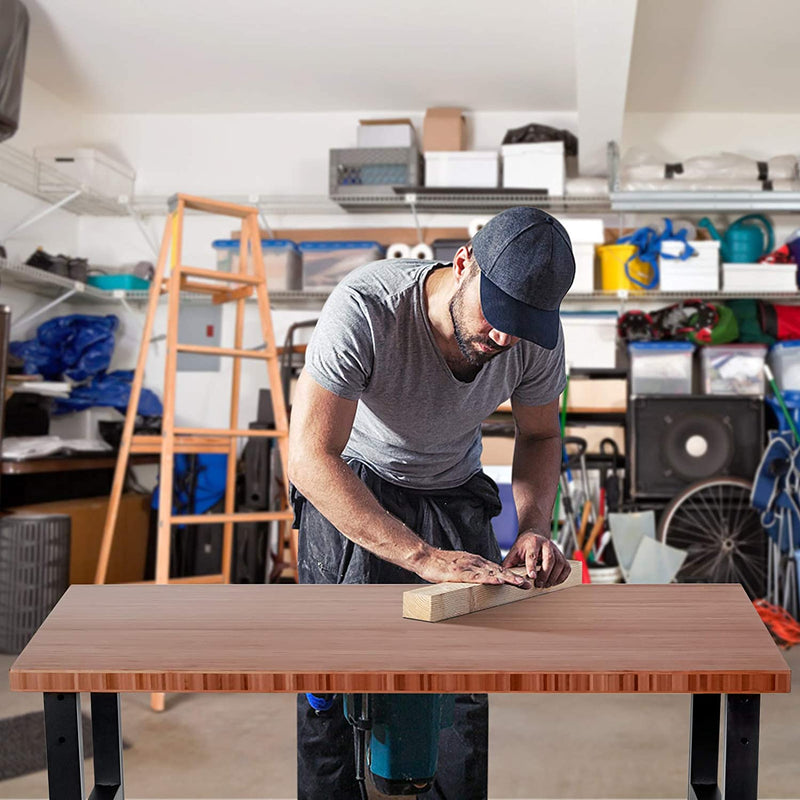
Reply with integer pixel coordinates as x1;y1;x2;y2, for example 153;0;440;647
292;458;502;800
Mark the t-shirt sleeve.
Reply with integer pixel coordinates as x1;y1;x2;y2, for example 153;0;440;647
511;322;567;407
303;285;374;401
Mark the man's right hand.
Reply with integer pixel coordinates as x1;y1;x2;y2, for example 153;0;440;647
412;547;532;588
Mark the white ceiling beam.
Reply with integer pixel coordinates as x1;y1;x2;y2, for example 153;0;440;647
574;0;638;176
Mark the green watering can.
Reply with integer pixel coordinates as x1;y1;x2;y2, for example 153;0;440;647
697;214;774;262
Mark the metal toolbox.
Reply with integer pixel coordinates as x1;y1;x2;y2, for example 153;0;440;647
329;147;422;198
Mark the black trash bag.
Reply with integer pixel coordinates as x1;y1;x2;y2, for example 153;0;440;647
501;123;578;156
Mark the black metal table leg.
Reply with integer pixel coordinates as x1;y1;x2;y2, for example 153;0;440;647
723;695;760;800
689;694;722;800
89;693;125;800
43;692;85;800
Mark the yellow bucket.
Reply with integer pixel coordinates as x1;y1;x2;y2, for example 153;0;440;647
598;244;657;292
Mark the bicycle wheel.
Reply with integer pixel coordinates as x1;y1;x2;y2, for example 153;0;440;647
658;477;767;600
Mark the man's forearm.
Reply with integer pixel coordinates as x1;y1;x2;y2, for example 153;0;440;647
291;453;432;570
511;432;562;537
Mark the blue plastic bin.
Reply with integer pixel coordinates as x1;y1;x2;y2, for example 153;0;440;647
299;241;384;289
629;341;695;395
212;238;302;291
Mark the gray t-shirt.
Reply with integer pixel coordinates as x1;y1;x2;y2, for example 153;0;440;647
304;259;566;490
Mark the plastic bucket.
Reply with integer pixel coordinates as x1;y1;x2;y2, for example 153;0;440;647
598;244;656;292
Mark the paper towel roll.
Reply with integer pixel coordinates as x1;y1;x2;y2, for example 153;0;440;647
387;243;411;259
469;218;489;238
410;243;434;260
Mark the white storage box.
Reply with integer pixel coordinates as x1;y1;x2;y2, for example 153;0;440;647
723;262;798;292
501;141;565;195
629;342;694;395
561;312;617;369
701;344;767;395
300;241;384;289
659;240;720;292
357;119;415;148
49;408;125;442
34;147;136;199
424;151;498;188
769;340;800;391
212;239;302;291
570;243;596;293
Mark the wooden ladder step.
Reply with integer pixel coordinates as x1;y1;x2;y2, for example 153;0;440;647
173;427;287;438
170;510;294;525
178;266;261;285
175;344;275;359
173;194;255;218
131;434;230;455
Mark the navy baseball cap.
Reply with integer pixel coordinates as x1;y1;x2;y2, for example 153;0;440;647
472;207;575;349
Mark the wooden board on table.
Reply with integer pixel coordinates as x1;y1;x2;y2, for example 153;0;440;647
403;560;582;623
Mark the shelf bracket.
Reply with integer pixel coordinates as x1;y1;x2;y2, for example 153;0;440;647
10;287;79;334
255;200;274;238
125;201;160;259
404;193;424;243
1;189;83;242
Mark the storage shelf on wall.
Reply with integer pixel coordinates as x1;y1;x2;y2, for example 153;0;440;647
332;190;611;214
0;145;132;217
610;191;800;213
0;259;112;303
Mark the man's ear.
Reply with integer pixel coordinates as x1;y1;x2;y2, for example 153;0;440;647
452;245;472;281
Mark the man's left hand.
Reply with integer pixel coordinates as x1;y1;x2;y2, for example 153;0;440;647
502;530;570;589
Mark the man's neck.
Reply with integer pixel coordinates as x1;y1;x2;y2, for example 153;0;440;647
423;267;481;382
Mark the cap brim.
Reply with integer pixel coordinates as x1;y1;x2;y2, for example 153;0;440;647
480;273;560;350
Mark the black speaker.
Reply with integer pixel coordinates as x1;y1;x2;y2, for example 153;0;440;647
629;396;764;498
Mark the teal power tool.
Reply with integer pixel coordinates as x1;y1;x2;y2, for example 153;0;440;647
344;693;455;797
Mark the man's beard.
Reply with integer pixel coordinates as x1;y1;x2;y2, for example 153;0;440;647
449;280;510;367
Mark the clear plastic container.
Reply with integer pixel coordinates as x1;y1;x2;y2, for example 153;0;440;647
629;341;695;395
701;344;767;395
300;241;384;289
769;340;800;392
212;239;302;291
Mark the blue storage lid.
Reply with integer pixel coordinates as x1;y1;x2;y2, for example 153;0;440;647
771;340;800;351
299;241;383;252
212;238;297;250
629;341;695;352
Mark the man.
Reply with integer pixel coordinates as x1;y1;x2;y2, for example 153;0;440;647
288;207;575;799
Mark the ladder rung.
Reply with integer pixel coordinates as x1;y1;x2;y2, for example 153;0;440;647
171;511;294;525
131;434;230;454
175;344;274;359
179;266;261;285
173;427;287;438
175;194;255;218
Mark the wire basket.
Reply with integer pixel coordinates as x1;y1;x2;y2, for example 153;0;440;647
0;514;71;654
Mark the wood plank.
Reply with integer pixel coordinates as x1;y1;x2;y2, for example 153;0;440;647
8;584;790;694
403;560;583;623
178;194;255;218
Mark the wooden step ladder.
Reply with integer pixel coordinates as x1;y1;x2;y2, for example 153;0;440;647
95;194;295;708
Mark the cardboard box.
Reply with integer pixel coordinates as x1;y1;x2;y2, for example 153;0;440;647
566;378;627;411
481;434;514;466
9;493;150;584
358;118;415;148
423;107;466;152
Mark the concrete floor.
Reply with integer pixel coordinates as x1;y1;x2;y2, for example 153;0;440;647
1;649;798;799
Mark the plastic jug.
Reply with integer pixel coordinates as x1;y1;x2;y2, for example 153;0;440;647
698;215;774;262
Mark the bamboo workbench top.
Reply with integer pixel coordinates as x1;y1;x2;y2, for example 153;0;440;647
8;583;790;695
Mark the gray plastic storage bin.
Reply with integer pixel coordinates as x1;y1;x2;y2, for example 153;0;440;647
0;515;71;654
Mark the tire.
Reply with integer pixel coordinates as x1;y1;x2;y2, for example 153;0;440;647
657;477;767;600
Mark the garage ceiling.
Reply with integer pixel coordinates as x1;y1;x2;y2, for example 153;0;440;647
22;0;577;113
627;0;800;112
